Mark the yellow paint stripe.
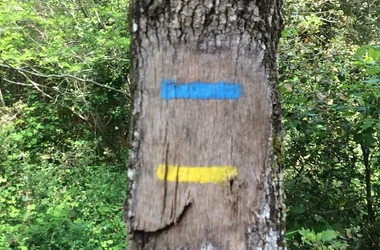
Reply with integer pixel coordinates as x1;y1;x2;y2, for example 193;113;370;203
156;164;238;184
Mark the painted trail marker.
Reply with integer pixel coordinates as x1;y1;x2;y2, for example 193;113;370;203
158;79;240;185
160;80;242;100
156;164;238;184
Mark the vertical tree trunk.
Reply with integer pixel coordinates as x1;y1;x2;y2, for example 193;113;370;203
125;0;285;249
361;144;375;223
0;89;5;107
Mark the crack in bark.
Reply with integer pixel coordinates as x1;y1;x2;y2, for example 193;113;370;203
161;122;169;219
134;194;193;243
172;160;180;221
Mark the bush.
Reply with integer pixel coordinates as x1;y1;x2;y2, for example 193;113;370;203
0;104;127;249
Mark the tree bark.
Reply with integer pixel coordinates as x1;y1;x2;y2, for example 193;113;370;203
0;89;5;107
361;144;375;223
125;0;285;249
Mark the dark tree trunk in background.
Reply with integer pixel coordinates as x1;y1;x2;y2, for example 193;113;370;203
361;144;375;223
125;0;285;249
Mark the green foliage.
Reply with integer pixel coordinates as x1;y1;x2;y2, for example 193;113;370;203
0;0;131;154
0;0;130;249
0;0;130;71
0;104;127;249
286;228;348;249
281;0;380;249
1;0;379;249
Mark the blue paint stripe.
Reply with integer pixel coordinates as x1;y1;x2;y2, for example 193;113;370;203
161;80;242;100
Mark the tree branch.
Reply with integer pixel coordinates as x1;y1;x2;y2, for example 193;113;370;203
17;70;53;99
0;63;128;95
3;78;35;87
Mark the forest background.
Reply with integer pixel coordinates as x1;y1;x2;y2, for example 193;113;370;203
0;0;379;249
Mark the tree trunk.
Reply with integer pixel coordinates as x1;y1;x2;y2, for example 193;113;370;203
361;144;375;223
125;0;285;249
0;89;5;107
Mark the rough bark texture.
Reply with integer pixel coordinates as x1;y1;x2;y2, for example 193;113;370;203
125;0;284;249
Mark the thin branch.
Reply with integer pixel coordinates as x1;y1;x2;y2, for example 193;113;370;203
94;9;106;29
66;106;88;121
3;78;34;87
4;77;53;100
319;17;339;23
0;63;128;95
78;0;89;18
319;204;360;214
17;70;53;99
0;89;5;107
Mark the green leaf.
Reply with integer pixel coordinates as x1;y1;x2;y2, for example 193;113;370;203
299;228;317;245
315;124;327;130
289;205;305;214
368;46;380;60
361;118;377;131
285;230;299;239
356;45;370;58
368;68;380;75
320;230;338;242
